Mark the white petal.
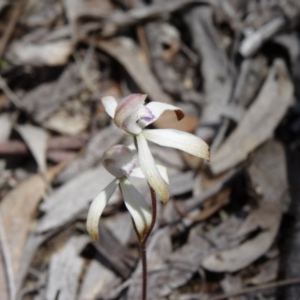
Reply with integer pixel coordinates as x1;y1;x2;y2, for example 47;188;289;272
130;165;169;184
101;96;118;118
119;178;152;242
140;102;184;127
136;134;169;203
142;129;210;161
86;179;119;241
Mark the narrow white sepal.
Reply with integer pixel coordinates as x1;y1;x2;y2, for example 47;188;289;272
142;129;210;161
101;96;118;118
119;178;152;242
136;134;169;203
86;178;119;241
131;165;169;184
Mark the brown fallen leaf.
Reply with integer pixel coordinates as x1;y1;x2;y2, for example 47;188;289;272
0;163;65;287
211;59;294;175
202;202;282;272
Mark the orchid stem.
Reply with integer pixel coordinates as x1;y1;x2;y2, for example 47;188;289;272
140;186;157;300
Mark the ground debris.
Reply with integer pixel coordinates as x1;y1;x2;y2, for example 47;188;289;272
0;0;299;299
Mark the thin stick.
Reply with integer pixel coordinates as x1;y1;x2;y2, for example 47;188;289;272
140;186;157;300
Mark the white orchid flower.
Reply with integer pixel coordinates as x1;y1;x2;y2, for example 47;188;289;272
86;144;168;242
101;94;210;204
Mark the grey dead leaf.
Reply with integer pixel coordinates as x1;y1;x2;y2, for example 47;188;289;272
78;255;121;300
94;223;136;279
0;114;13;142
0;164;63;286
6;40;73;66
248;139;289;209
43;109;89;135
21;64;81;122
202;202;282;272
37;166;120;233
97;37;173;104
45;237;84;300
16;124;48;174
211;59;294;175
232;55;268;107
246;259;279;285
185;6;234;140
56;124;123;183
63;0;114;41
220;274;247;300
103;213;132;246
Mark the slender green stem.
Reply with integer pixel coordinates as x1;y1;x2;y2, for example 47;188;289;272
140;186;157;300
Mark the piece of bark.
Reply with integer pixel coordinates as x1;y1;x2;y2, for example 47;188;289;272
211;59;294;175
185;6;234;140
45;237;84;300
37;166;120;233
56;124;123;183
97;37;172;104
